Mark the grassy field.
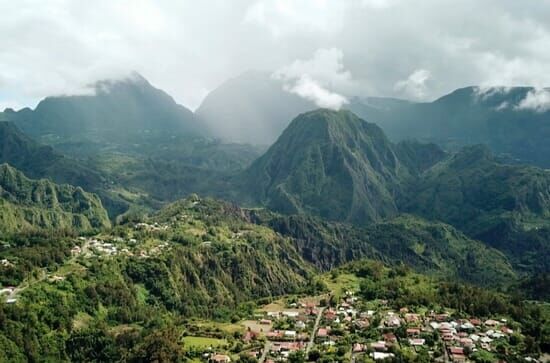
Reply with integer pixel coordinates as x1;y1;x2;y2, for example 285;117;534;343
183;336;228;349
322;273;361;297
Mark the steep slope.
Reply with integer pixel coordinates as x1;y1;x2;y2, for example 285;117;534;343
257;212;515;287
0;164;110;232
153;196;515;287
240;109;412;224
350;86;550;167
5;73;205;155
196;71;315;145
0;121;105;190
400;145;550;271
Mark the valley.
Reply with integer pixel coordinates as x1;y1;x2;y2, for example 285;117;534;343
0;75;548;363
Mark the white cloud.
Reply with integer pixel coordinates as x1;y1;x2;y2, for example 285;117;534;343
516;88;550;113
273;48;352;85
394;69;432;100
285;75;348;109
361;0;398;9
273;48;352;109
243;0;347;37
2;0;550;110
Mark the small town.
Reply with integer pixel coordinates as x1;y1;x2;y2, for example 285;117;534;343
184;291;538;363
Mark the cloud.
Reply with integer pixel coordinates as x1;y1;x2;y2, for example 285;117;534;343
284;75;348;109
243;0;347;37
361;0;398;9
273;48;352;109
2;1;550;110
516;88;550;113
394;69;432;100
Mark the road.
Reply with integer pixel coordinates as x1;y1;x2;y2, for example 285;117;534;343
306;307;325;354
258;341;271;363
3;238;91;304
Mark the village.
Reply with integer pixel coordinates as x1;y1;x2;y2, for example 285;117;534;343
192;291;533;363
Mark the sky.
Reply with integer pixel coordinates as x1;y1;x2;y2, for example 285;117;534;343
1;0;550;111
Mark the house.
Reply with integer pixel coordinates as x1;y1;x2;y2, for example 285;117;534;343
324;310;337;321
353;343;365;353
282;311;299;318
449;347;464;356
406;328;421;336
470;318;481;326
449;347;466;363
484;319;499;327
405;313;420;323
211;354;231;363
459;338;474;348
385;316;401;327
284;330;297;338
383;333;397;344
370;341;387;352
260;319;271;325
409;339;425;346
371;352;394;360
317;327;329;339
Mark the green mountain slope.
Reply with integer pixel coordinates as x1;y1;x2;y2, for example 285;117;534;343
400;145;550;271
349;86;550;167
239;109;442;224
4;73;205;156
0;164;110;232
255;211;515;287
0;121;105;190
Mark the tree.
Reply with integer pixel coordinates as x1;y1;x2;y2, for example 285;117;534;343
238;353;258;363
288;350;306;363
129;327;184;363
66;328;120;362
308;350;321;361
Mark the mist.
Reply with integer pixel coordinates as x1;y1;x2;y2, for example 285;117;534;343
2;0;550;112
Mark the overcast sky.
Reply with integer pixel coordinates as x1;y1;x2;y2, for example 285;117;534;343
1;0;550;111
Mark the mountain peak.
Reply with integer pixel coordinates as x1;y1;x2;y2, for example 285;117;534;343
241;109;406;224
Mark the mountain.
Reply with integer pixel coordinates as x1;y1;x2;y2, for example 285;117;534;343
349;86;550;167
0;121;137;218
197;75;550;166
256;212;515;287
196;71;315;145
0;164;110;232
0;121;105;190
239;109;437;224
151;196;516;288
3;73;206;156
400;145;550;271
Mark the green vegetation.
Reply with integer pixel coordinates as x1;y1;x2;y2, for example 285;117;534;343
400;144;550;272
0;164;110;233
240;109;413;224
349;86;550;168
258;212;516;287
